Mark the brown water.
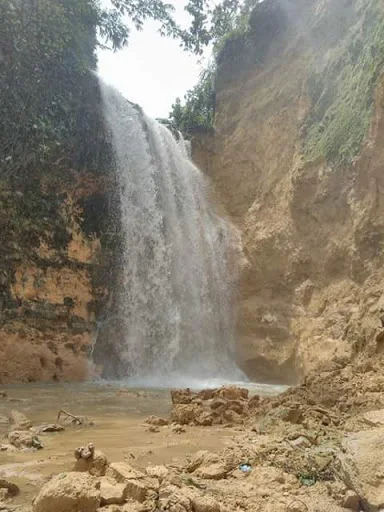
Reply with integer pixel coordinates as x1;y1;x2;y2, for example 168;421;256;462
0;383;245;507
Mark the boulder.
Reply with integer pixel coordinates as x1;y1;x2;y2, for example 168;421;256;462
8;430;43;449
171;389;193;405
99;478;126;505
145;416;168;426
171;404;203;425
248;395;260;409
9;410;32;430
74;450;109;477
159;485;192;512
32;472;100;512
339;429;384;511
106;463;158;503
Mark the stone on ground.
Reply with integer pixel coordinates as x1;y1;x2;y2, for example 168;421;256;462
188;452;227;480
145;415;168;426
32;472;100;512
191;495;221;512
74;450;109;476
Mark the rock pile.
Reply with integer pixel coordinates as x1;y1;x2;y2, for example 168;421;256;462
169;386;257;426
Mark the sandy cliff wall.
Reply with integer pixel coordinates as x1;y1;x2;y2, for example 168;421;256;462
193;0;384;383
0;168;120;384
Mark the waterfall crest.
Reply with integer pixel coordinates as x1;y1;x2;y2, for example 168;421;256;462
96;82;242;386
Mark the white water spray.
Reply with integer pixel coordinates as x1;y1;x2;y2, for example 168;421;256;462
97;82;243;386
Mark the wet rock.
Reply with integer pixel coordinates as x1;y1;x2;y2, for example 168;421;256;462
100;478;126;506
0;479;19;497
213;387;249;401
8;431;43;450
9;411;32;430
171;389;193;405
32;472;100;512
145;415;168;426
74;450;109;477
34;424;65;434
145;465;168;482
339;429;384;511
191;496;221;512
171;404;203;425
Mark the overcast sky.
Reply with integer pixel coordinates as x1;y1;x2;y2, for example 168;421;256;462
97;0;205;119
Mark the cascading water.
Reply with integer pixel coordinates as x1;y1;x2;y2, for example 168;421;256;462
97;81;243;387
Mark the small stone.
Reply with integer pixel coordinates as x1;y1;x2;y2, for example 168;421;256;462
146;425;160;433
172;425;186;434
289;436;312;449
213;386;249;400
362;410;384;427
35;424;65;434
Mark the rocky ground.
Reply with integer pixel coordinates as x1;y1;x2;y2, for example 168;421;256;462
1;366;384;512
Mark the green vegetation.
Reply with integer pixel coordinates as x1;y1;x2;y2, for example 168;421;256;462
167;0;258;134
303;0;384;166
164;67;216;135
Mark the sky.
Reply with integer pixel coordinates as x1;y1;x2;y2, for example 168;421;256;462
97;0;205;119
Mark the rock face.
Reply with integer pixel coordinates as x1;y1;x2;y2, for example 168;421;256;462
0;168;120;384
192;0;384;383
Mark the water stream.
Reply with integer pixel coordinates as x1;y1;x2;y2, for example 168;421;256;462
95;82;243;386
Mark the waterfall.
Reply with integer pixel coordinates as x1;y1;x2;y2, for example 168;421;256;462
96;81;242;386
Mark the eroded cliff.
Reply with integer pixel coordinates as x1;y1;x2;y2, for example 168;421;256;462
193;0;384;383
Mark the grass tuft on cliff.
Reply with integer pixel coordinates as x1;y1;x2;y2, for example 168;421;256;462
303;0;384;166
